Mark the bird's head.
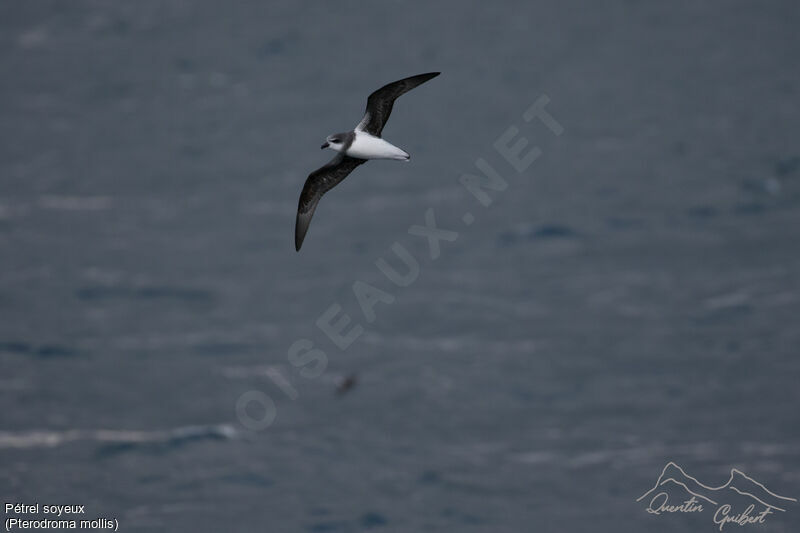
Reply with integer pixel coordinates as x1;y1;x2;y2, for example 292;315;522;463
321;133;348;152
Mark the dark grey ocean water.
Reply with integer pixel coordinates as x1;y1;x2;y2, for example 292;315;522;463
1;2;799;532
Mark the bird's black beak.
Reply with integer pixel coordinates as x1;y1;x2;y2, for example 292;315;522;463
320;142;329;149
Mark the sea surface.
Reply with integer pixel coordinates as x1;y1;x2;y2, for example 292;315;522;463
1;2;799;532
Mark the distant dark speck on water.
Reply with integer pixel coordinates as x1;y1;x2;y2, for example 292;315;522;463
336;374;358;396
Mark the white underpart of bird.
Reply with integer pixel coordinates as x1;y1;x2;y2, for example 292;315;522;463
335;131;410;161
294;72;440;251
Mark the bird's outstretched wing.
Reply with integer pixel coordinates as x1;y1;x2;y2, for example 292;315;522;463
356;72;440;137
295;154;367;251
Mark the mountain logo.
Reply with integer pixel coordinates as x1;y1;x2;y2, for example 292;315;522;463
637;462;796;530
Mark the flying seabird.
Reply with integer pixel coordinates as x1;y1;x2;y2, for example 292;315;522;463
294;72;440;251
335;373;358;396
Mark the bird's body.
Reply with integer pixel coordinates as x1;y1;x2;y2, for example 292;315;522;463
343;130;410;161
295;72;440;251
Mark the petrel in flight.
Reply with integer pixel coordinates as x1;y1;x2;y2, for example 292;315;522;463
294;72;440;251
